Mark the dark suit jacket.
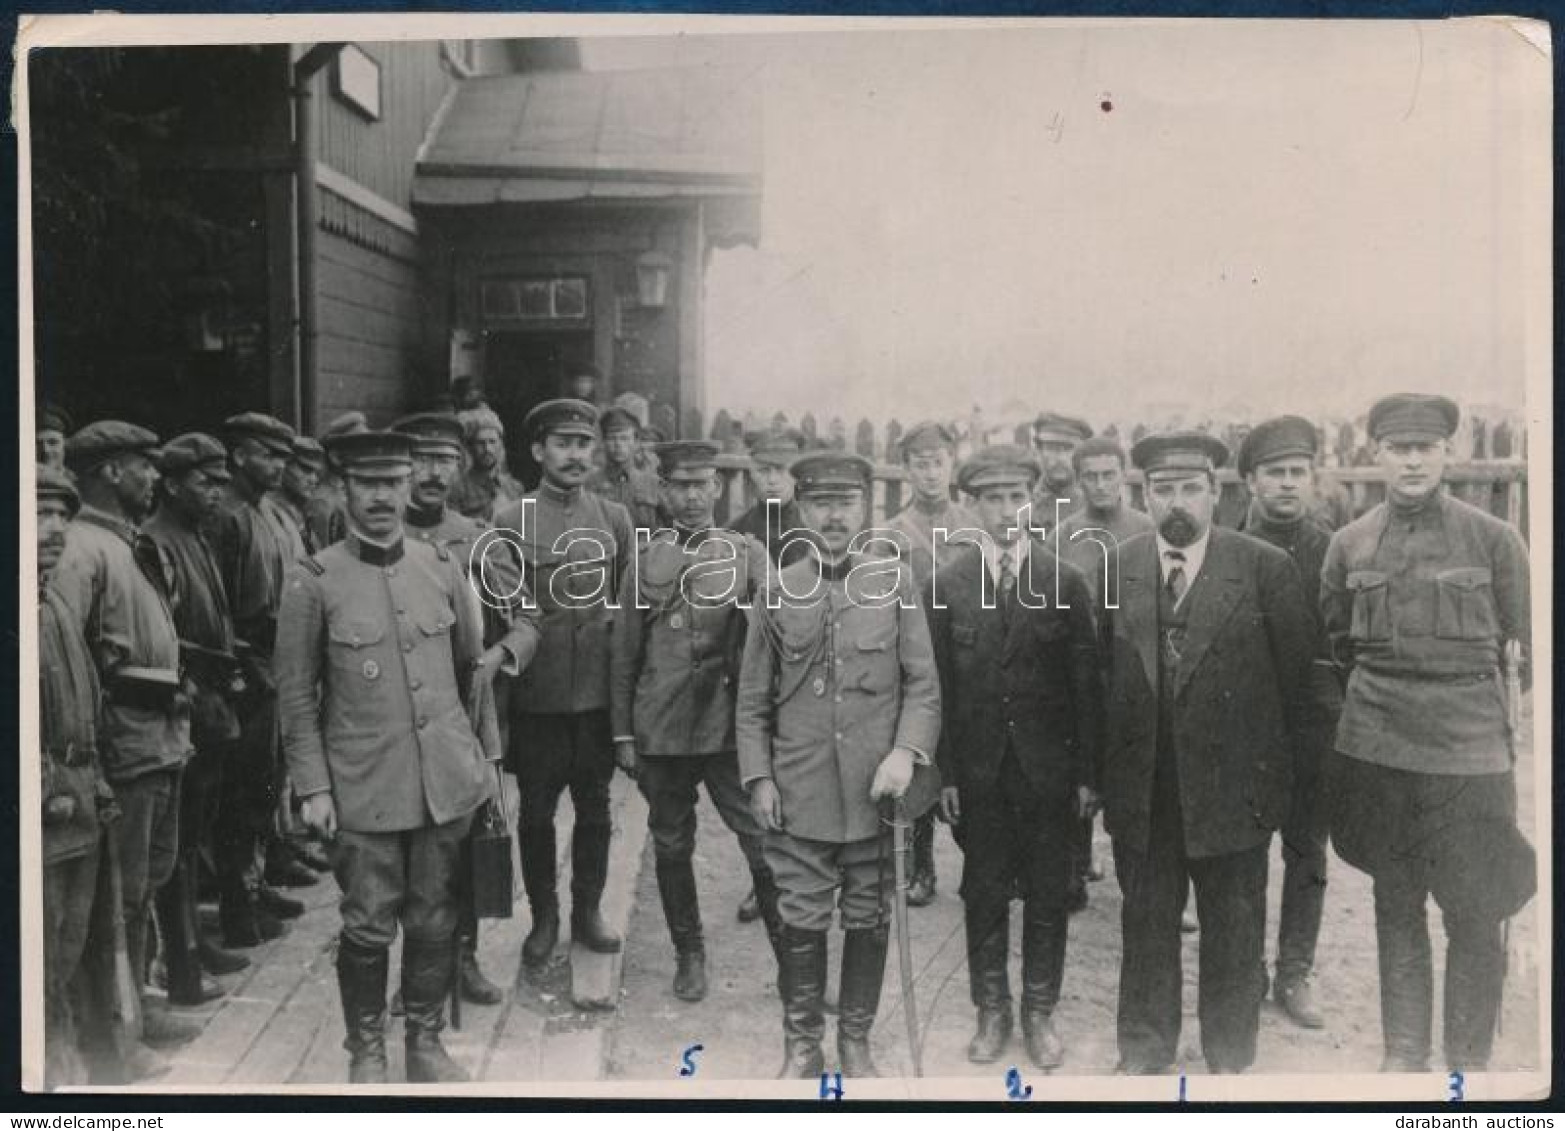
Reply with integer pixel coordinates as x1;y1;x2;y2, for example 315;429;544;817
1100;526;1314;859
927;541;1104;800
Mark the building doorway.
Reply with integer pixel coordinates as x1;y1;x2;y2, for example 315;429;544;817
482;328;595;489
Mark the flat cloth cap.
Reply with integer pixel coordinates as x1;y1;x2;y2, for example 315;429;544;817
898;420;958;459
1033;413;1094;445
291;436;327;469
654;440;720;480
745;427;804;468
1132;430;1230;478
36;463;80;513
1368;394;1459;443
1237;415;1318;476
323;430;414;475
223;412;296;457
958;444;1042;494
525;398;598;440
65;421;162;474
159;432;232;480
321;411;369;440
790;452;873;497
392;412;465;455
38;403;72;436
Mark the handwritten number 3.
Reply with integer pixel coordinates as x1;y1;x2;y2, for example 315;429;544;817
1449;1071;1464;1102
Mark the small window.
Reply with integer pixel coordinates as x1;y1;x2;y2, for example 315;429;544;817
479;276;592;325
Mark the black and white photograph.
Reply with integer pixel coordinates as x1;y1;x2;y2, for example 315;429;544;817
16;13;1551;1102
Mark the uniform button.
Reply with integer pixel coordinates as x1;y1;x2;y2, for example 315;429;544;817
410;679;422;691
835;694;843;703
416;717;428;729
387;567;397;577
403;643;414;654
397;607;407;616
834;732;843;741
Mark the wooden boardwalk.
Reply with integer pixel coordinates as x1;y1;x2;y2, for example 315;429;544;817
158;778;649;1089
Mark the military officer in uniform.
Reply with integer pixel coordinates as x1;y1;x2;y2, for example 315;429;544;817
1235;416;1343;1029
393;410;542;1004
610;440;784;1003
494;399;635;965
737;452;942;1079
304;411;367;553
1322;394;1532;1072
450;406;524;524
1030;413;1093;531
587;405;662;530
731;427;810;569
926;446;1104;1069
270;436;327;556
881;420;981;908
276;429;497;1084
1101;431;1314;1075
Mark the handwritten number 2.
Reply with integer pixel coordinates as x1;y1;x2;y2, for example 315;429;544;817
1006;1067;1032;1100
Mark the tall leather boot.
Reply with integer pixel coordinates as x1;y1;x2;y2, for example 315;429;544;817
1443;915;1506;1071
837;924;890;1078
456;902;502;1006
965;902;1013;1063
402;937;468;1083
1375;888;1433;1072
751;864;787;981
336;936;389;1084
1020;904;1068;1070
656;857;707;1002
776;924;827;1078
518;822;559;967
155;856;224;1006
570;823;621;954
907;814;937;907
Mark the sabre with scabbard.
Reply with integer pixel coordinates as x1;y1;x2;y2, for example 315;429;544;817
882;794;922;1078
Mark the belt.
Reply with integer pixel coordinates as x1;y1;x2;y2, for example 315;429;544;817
108;667;181;712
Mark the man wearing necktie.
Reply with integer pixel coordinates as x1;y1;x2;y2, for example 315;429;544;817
1099;431;1314;1075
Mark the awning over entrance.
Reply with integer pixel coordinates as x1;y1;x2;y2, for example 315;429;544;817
413;66;762;247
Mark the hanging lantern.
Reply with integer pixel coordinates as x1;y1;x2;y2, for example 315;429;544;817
635;251;674;309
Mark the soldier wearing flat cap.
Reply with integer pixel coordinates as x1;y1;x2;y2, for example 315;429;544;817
732;427;811;570
37;463;122;1085
1322;394;1533;1073
38;402;73;472
493;399;636;967
587;405;662;530
143;435;251;1005
276;429;495;1083
304;411;368;552
393;410;542;1005
449;406;524;524
1233;415;1343;1029
1100;431;1314;1075
924;445;1104;1070
269;437;327;556
1031;413;1094;530
207;412;305;945
736;452;942;1079
878;420;981;909
609;440;784;1003
51;421;202;1055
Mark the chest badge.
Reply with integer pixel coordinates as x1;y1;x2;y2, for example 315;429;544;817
362;659;381;681
669;613;684;630
812;676;826;697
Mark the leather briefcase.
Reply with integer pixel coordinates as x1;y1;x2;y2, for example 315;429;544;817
469;765;514;920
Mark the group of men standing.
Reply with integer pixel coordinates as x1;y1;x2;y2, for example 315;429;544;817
36;384;1533;1085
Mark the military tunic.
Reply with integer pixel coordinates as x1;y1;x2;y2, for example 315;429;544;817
587;459;662;532
880;496;982;592
1056;504;1156;605
732;498;812;570
449;466;525;525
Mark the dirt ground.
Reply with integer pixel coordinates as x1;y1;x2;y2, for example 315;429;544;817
604;706;1542;1091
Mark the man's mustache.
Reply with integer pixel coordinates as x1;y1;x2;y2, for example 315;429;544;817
40;536;66;554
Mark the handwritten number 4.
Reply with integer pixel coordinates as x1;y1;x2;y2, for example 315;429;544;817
820;1072;844;1101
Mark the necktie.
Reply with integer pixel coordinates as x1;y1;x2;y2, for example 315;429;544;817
998;549;1016;621
1164;550;1187;606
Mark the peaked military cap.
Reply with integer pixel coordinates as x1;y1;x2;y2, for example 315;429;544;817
654;440;720;480
158;432;232;480
323;429;414;475
957;444;1042;494
599;405;641;434
291;436;327;470
321;411;369;440
790;452;874;498
38;402;72;436
36;463;80;513
1131;430;1230;478
65;421;162;474
1032;413;1094;445
223;412;296;457
745;427;805;468
898;420;959;460
525;398;598;440
392;412;465;456
1237;415;1318;476
1368;393;1459;443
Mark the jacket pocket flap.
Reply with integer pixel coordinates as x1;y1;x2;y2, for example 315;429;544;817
418;613;456;636
328;620;386;648
1436;567;1492;591
1346;570;1389;592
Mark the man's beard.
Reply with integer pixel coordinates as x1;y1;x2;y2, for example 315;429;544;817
1158;510;1200;547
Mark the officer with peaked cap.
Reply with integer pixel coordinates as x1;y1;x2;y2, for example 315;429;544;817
737;451;942;1079
393;410;542;1005
926;444;1104;1069
1101;430;1314;1075
1031;413;1094;529
276;429;495;1083
305;412;368;552
143;435;252;1003
880;419;981;909
270;437;328;556
494;399;636;967
52;421;203;1054
587;404;662;530
208;412;304;945
610;440;785;1004
732;427;811;570
1234;415;1342;1029
1322;394;1533;1072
